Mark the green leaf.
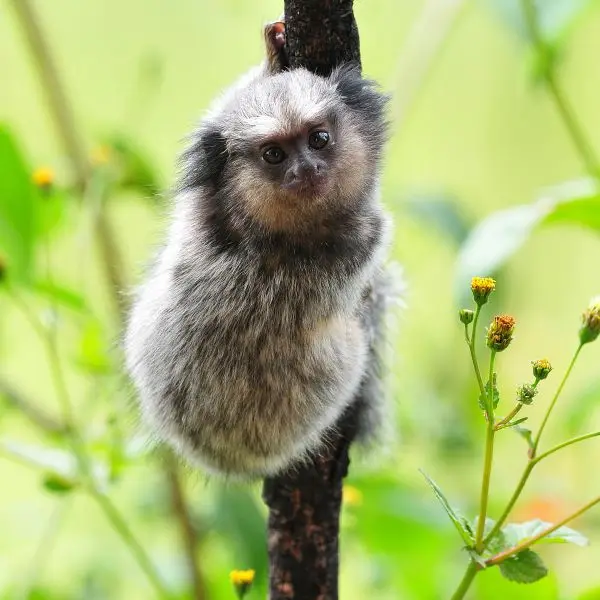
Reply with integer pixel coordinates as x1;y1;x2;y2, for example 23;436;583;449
498;549;548;584
455;179;600;304
74;319;111;374
420;469;474;545
28;280;89;313
513;425;535;450
42;471;77;494
486;0;593;42
479;373;500;411
0;125;38;283
403;193;471;247
104;134;161;198
0;439;75;475
508;417;528;427
503;519;589;548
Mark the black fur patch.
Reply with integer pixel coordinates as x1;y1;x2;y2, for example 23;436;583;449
331;63;389;157
179;125;229;191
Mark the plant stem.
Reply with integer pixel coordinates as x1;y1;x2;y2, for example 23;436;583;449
483;462;534;546
532;344;583;456
533;431;600;464
165;452;206;600
521;0;600;179
450;561;478;600
474;352;497;551
91;488;171;597
494;403;523;431
10;291;170;598
10;0;127;322
467;306;486;397
486;495;600;566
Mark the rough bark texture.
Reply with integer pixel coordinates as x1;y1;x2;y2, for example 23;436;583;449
283;0;360;76
262;4;362;598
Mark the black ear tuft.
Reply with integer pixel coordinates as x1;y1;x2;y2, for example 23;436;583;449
179;124;229;191
330;63;389;152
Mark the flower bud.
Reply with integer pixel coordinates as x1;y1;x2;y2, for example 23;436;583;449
471;277;496;307
580;297;600;345
486;315;516;352
517;383;537;405
230;569;255;599
459;309;475;325
532;358;552;381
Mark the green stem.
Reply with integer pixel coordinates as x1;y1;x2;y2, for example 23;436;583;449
475;351;496;551
532;344;583;456
494;403;523;431
468;306;486;397
521;0;600;179
9;291;170;598
450;561;478;600
533;431;600;464
483;462;534;546
486;495;600;566
91;488;171;597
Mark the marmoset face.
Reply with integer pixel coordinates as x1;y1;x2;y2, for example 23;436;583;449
256;124;334;197
221;69;373;233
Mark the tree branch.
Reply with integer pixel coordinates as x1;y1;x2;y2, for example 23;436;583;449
262;3;362;598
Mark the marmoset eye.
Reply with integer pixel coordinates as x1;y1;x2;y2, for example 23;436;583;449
308;131;329;150
262;146;286;164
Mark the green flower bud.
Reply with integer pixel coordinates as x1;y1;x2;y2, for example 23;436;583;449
580;297;600;345
459;309;475;325
486;315;516;352
471;277;496;307
532;358;552;381
517;383;538;405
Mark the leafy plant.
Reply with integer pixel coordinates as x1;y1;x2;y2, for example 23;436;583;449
425;276;600;598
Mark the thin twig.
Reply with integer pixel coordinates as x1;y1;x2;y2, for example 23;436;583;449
0;377;66;434
521;0;600;179
485;495;600;566
165;452;206;600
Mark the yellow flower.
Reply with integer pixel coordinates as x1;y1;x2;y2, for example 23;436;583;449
32;167;54;188
230;569;255;598
580;297;600;345
532;358;552;381
471;277;496;306
486;314;516;352
91;144;112;166
343;485;363;507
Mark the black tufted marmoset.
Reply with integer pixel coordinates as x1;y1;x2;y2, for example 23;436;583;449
124;21;396;478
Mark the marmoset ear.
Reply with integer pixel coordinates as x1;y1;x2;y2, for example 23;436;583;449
330;63;390;152
179;124;229;191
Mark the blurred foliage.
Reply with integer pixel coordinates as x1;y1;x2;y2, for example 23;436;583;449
1;0;600;599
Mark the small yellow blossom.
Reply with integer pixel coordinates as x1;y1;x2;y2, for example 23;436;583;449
91;144;112;166
343;485;363;507
532;358;552;381
230;569;255;598
471;277;496;307
32;167;54;188
486;314;516;352
580;297;600;345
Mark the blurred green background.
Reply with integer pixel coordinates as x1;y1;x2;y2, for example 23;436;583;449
2;0;600;598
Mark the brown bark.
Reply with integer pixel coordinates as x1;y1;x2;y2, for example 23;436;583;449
262;4;363;597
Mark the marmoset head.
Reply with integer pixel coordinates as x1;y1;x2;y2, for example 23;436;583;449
180;65;388;235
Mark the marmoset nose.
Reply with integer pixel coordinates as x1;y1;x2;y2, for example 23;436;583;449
284;160;327;191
